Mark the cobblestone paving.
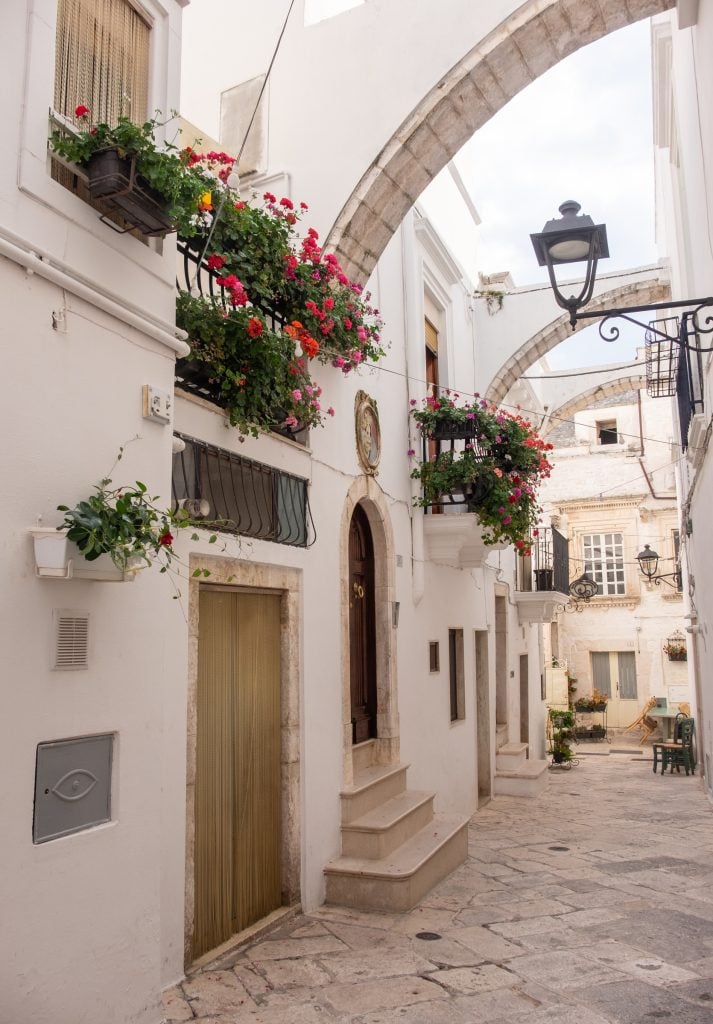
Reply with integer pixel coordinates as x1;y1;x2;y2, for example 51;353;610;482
164;754;713;1023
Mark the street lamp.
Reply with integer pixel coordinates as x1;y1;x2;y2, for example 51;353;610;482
636;544;682;590
530;201;609;328
530;201;713;337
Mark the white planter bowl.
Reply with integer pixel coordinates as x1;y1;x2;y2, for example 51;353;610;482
30;528;132;582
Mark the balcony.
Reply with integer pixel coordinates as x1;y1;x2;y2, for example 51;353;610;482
172;433;314;547
514;526;570;623
174;240;308;443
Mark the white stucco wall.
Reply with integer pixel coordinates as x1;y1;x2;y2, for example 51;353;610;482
1;2;187;1021
652;5;713;797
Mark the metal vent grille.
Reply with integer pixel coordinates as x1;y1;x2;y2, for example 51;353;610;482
53;610;89;671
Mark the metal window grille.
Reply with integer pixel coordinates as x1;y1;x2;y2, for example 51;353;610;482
645;317;680;398
172;433;315;548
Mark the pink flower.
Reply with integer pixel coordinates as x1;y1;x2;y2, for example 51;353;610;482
327;407;335;416
407;449;416;457
291;389;302;401
503;516;512;525
283;415;298;428
409;399;417;406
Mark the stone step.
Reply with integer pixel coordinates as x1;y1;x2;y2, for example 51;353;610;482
324;813;469;913
494;759;549;798
352;738;378;775
341;790;435;860
495;742;529;772
340;763;409;824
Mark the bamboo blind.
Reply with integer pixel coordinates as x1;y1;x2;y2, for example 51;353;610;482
54;0;150;123
194;590;282;960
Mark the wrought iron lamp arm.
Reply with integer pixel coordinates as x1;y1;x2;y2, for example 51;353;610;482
574;297;713;348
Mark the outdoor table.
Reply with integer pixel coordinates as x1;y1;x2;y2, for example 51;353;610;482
648;707;681;740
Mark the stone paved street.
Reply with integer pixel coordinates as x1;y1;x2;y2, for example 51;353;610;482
164;752;713;1023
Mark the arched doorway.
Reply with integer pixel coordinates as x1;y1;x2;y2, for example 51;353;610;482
349;503;378;743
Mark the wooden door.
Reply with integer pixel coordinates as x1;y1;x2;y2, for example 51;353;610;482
591;650;638;727
349;505;377;744
193;589;282;960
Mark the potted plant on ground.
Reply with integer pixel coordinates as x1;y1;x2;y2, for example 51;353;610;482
410;395;554;549
49;107;210;236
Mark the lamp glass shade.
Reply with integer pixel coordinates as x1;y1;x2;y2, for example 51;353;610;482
547;237;592;261
637;544;659;578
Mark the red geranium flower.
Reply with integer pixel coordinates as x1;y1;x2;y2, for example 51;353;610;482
246;317;263;338
75;104;90;118
158;531;174;547
207;254;226;271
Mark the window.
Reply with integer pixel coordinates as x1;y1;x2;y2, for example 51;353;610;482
53;0;151;215
673;529;683;591
425;318;439;397
429;641;440;673
596;420;618;445
54;0;150;124
583;533;625;596
448;629;465;722
172;434;313;548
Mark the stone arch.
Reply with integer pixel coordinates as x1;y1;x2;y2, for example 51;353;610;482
329;0;675;281
543;374;646;437
339;475;399;788
487;277;670;403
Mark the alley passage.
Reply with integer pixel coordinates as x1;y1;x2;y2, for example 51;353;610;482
165;755;713;1024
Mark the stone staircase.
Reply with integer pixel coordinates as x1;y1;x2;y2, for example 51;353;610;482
493;729;548;797
324;740;469;913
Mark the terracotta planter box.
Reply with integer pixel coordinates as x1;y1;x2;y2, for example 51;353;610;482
86;149;174;237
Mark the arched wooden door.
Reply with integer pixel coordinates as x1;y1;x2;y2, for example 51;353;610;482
349;504;377;744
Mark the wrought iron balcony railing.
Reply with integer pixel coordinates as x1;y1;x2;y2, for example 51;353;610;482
517;526;569;594
172;433;315;548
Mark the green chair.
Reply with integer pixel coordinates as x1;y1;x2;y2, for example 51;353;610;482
652;717;696;775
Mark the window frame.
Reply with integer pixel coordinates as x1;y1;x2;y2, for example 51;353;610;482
582;531;626;596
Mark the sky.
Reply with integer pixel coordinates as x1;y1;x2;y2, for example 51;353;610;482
181;4;658;370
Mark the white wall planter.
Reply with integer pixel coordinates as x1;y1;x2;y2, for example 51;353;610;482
30;528;134;582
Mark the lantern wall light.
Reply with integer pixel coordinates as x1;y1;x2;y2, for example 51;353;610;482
530;201;713;343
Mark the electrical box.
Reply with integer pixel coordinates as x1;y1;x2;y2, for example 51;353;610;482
142;384;172;424
33;734;113;843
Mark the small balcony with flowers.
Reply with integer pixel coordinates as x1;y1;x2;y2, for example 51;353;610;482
49;110;386;553
409;396;555;571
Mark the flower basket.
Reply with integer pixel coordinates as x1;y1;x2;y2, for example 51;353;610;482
174;357;223;405
667;650;687;662
86;149;174;237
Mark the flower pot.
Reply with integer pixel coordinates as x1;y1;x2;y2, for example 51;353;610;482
461;475;493;508
86;149;174;237
30;528;132;582
668;651;687;661
534;568;554;592
175;358;224;405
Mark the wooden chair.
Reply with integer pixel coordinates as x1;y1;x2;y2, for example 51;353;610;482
652;717;696;775
624;697;658;742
